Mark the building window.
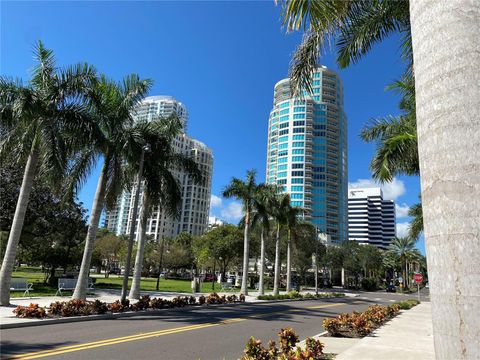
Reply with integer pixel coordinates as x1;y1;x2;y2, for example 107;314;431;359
292;142;304;148
293;127;304;133
291;171;304;177
291;178;304;184
279;129;289;135
292;163;304;169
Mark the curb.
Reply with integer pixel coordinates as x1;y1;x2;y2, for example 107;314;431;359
0;296;349;330
0;301;243;330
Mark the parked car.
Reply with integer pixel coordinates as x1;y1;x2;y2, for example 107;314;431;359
203;274;217;282
227;275;236;284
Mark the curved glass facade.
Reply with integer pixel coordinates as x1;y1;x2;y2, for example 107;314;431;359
266;67;348;243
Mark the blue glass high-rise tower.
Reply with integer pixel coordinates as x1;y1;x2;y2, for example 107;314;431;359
265;66;348;243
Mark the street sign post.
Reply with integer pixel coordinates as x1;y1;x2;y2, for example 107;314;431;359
414;273;423;302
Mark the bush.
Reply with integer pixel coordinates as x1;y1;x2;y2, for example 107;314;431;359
131;295;151;311
198;295;206;305
13;304;47;318
240;328;324;360
108;299;129;313
323;304;402;338
397;299;420;310
361;277;379;291
257;292;345;301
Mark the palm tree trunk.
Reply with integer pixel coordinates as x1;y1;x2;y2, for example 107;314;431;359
273;223;281;296
121;175;143;302
411;3;480;357
129;192;150;299
0;149;40;306
286;228;292;292
258;227;266;296
72;164;107;300
241;208;250;295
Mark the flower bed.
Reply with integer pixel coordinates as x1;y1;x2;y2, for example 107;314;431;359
241;327;325;360
323;300;419;338
12;292;246;319
257;291;344;301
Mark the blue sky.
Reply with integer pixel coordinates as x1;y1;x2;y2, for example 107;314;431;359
1;1;423;253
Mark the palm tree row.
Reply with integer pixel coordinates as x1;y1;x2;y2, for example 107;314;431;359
223;170;307;296
0;41;200;305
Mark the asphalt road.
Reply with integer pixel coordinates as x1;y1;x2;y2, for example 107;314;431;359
0;291;423;360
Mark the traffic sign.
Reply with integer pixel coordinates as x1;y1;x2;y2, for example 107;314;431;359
414;273;423;283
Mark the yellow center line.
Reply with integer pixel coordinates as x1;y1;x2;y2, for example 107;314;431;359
9;302;344;360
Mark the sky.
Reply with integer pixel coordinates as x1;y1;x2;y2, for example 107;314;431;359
1;1;424;253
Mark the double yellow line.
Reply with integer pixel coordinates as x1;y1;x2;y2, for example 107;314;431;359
8;302;342;359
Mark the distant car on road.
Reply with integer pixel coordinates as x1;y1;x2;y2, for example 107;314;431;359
386;284;396;293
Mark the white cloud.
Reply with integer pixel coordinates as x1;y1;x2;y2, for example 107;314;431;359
220;201;244;222
348;177;406;200
396;222;410;238
210;194;222;208
395;203;410;218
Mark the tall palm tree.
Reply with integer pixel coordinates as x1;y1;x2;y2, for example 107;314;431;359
280;0;411;94
223;170;258;295
285;205;303;292
0;41;96;305
70;74;152;300
270;192;291;296
387;237;416;289
128;117;201;299
251;184;277;296
410;1;479;356
408;201;423;241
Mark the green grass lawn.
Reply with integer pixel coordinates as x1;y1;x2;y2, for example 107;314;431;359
10;269;239;297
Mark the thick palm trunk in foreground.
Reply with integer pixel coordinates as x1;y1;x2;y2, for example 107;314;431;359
410;1;480;358
73;166;107;300
258;228;266;296
273;224;281;296
0;150;40;305
129;193;149;299
286;229;292;292
240;210;250;295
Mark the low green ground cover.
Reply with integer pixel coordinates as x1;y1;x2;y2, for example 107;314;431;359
257;291;345;301
10;269;237;297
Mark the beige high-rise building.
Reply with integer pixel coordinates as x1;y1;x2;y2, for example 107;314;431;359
104;96;213;240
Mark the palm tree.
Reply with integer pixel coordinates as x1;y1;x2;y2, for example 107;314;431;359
410;1;479;356
285;205;304;292
70;74;152;300
387;237;416;289
128;117;201;299
280;0;411;95
408;201;423;241
222;170;258;295
0;41;96;305
270;192;291;296
251;184;277;296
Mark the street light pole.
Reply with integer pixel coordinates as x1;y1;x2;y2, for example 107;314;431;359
121;144;149;302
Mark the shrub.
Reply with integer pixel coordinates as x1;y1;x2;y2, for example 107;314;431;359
198;295;206;305
109;300;128;313
13;304;47;318
189;296;197;305
323;303;406;338
240;328;323;360
397;299;420;310
239;293;246;302
172;296;188;307
48;301;64;316
131;295;151;311
361;277;379;291
90;300;108;314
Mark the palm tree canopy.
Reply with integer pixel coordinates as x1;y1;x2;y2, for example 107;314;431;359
65;73;152;207
279;0;411;94
222;169;258;214
123;115;202;220
249;183;279;231
388;237;416;259
408;201;423;241
0;41;96;187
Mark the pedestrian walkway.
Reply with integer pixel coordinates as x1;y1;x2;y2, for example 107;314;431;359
334;302;435;360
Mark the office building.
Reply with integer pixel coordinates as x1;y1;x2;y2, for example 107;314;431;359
348;187;396;249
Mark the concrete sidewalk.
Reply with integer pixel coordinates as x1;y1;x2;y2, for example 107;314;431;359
334;302;435;360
